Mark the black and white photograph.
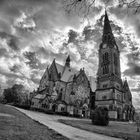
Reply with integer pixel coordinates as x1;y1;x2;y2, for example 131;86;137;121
0;0;140;140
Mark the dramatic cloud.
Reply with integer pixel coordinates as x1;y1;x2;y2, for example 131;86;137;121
0;0;140;108
24;51;40;69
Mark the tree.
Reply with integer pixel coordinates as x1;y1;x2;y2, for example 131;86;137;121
91;106;109;126
3;88;18;103
3;84;29;105
63;0;140;19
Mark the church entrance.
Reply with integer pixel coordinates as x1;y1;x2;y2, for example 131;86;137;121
82;105;88;118
52;104;57;112
117;108;122;120
82;109;86;117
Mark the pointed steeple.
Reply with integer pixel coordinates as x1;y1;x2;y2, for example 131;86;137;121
65;55;70;67
123;79;129;91
102;10;115;44
49;58;59;81
123;79;132;101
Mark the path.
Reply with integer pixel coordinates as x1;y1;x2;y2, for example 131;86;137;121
15;107;122;140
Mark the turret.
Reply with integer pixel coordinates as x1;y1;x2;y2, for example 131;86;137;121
65;55;70;67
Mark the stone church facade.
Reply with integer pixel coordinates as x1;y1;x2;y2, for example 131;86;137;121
95;11;135;121
31;56;93;118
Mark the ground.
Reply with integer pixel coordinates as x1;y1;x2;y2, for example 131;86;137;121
0;104;69;140
1;104;135;140
15;107;121;140
59;119;140;140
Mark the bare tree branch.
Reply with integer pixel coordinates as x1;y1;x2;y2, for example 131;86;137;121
119;0;140;13
63;0;140;18
63;0;96;21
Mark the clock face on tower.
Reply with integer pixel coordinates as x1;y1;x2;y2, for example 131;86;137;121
103;44;107;49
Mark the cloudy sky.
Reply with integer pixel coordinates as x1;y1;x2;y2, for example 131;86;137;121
0;0;140;108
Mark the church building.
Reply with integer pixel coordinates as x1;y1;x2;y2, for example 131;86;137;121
95;11;135;121
31;55;94;118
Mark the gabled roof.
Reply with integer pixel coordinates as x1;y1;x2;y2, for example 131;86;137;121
61;67;78;82
55;63;64;74
49;59;59;81
48;58;78;82
123;79;130;92
39;56;89;84
40;66;49;84
123;79;132;100
74;69;89;83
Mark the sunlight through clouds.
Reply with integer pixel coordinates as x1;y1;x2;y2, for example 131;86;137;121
0;0;140;108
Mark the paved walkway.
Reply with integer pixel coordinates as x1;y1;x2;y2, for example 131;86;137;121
15;107;122;140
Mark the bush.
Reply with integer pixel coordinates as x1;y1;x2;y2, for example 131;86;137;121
13;104;30;110
91;106;109;126
56;112;69;116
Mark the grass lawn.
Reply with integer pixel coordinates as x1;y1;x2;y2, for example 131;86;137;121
59;119;140;140
0;104;69;140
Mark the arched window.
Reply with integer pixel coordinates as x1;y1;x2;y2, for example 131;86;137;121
114;53;117;66
115;67;118;74
103;66;105;74
114;53;118;74
103;54;105;63
103;53;109;64
106;65;109;73
105;53;109;61
103;65;109;74
103;35;107;42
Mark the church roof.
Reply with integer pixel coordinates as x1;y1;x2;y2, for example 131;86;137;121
40;56;90;84
67;70;81;82
123;79;132;100
123;79;129;91
61;67;76;82
55;63;64;74
123;79;131;93
48;59;78;82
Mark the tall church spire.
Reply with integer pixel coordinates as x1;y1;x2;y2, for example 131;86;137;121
102;10;115;44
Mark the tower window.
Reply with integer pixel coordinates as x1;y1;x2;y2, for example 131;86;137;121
114;53;117;66
103;52;109;64
105;53;109;61
103;65;109;74
115;67;118;74
114;53;118;74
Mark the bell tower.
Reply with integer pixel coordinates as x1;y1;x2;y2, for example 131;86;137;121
97;11;122;90
95;11;125;120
